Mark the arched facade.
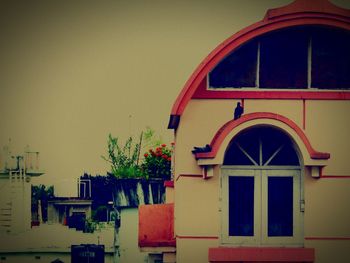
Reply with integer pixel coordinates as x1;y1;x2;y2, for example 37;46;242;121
139;1;350;263
167;1;350;262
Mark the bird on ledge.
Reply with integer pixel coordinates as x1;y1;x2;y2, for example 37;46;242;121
234;102;244;120
191;144;212;154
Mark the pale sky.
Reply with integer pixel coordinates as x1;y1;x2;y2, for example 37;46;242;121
1;0;349;196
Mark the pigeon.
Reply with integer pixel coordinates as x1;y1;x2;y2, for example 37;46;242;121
234;102;244;120
192;144;212;154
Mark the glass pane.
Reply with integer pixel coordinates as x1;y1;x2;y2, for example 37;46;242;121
224;127;299;166
312;27;350;89
268;176;293;236
268;144;299;166
229;176;254;236
260;27;308;89
209;41;258;88
224;142;257;165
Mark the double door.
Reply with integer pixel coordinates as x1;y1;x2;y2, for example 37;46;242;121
221;167;303;246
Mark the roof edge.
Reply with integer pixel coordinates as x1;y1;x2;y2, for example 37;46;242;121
265;0;350;21
168;0;350;130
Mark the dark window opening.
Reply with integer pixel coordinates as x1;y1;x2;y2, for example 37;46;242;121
268;176;293;236
224;127;299;166
209;41;258;88
260;28;308;89
312;27;350;89
229;176;254;236
208;25;350;90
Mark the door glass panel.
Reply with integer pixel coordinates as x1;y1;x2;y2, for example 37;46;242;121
268;176;293;236
229;176;254;236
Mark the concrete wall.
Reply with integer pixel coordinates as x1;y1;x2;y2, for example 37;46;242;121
118;208;148;263
0;173;32;234
0;223;114;263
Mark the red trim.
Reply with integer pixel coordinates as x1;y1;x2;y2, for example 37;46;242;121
175;174;202;181
195;112;330;160
169;0;350;128
164;180;174;188
320;175;350;179
316;166;350;179
193;89;350;100
208;247;315;262
177;235;218;240
139;240;176;247
305;236;350;240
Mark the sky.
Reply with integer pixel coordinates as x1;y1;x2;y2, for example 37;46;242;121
1;0;349;196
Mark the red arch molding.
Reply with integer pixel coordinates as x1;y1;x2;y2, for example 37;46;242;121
168;0;350;129
194;112;330;161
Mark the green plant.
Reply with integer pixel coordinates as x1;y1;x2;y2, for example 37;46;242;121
102;133;145;179
102;127;173;179
143;127;163;149
84;218;97;233
142;143;173;180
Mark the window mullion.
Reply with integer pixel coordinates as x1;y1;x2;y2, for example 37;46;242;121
264;144;285;166
259;138;262;166
256;42;260;88
259;170;265;245
308;36;312;89
235;142;259;166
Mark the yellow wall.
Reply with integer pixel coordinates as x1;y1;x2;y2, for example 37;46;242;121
176;238;219;263
175;99;241;175
174;98;350;262
175;171;220;237
305;173;350;237
305;240;350;263
307;100;350;175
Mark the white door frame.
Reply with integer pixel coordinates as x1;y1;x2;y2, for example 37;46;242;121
220;166;304;247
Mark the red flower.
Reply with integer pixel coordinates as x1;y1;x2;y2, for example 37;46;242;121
167;157;171;161
162;154;168;159
161;144;166;147
144;153;149;158
171;142;175;146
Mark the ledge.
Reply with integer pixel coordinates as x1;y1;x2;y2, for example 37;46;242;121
208;247;315;262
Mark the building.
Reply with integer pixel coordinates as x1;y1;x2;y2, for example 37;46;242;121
139;0;350;262
0;151;43;234
0;151;114;263
47;197;93;228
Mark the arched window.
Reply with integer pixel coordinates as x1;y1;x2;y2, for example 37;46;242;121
221;126;303;246
209;26;350;90
224;126;300;166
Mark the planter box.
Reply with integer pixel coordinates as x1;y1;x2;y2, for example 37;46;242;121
113;178;166;208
